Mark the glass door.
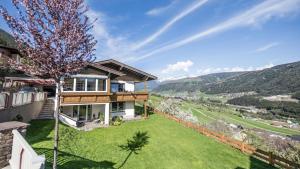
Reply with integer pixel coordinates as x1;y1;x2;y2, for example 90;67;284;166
87;105;92;121
79;105;86;121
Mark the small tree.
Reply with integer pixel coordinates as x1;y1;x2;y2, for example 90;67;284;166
0;0;97;168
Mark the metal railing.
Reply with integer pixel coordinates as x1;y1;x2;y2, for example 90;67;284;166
0;92;47;109
12;92;33;106
0;93;7;109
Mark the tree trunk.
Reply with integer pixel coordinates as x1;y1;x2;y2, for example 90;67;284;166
53;82;61;169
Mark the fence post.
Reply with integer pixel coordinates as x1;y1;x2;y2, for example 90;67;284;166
7;92;13;108
32;93;35;102
221;134;225;142
268;152;274;166
4;93;9;108
241;142;245;152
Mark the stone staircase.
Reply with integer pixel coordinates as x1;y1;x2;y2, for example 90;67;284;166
37;98;55;119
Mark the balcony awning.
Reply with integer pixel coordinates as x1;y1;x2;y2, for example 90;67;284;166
4;77;56;85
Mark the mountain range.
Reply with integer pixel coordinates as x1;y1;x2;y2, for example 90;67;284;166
153;61;300;95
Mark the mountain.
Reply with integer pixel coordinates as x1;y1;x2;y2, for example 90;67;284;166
154;61;300;95
154;72;244;93
135;80;160;91
0;28;17;49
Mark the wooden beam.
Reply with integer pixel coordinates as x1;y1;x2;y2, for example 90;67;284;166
107;78;111;95
144;81;148;92
144;100;147;118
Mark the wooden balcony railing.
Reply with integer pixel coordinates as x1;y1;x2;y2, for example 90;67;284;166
111;91;148;102
61;91;149;104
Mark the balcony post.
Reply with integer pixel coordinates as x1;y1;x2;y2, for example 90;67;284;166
144;81;148;92
144;100;147;118
104;103;110;125
107;77;111;95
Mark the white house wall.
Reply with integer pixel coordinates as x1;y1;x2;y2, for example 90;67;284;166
110;101;135;119
124;101;135;119
112;80;135;92
125;82;135;92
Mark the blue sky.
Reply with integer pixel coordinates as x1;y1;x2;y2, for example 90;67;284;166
1;0;300;81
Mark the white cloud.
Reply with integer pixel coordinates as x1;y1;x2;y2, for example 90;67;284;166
255;42;280;52
162;60;194;73
134;0;300;61
196;63;274;75
146;0;178;16
85;7;136;61
132;0;208;51
158;63;274;81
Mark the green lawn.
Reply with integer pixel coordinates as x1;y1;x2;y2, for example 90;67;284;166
26;114;275;169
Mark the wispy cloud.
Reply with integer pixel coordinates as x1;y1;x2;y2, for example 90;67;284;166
158;63;274;81
134;0;300;61
255;42;280;52
196;63;274;76
162;60;194;73
146;0;178;16
85;8;136;61
132;0;208;51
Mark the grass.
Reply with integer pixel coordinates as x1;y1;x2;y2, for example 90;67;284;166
150;95;300;136
26;113;275;169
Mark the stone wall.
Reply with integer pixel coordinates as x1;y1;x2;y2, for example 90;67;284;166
0;100;45;123
0;121;28;168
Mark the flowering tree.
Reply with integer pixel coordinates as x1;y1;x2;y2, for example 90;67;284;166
0;0;97;168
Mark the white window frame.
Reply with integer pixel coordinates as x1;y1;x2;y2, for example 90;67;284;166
111;102;125;112
62;74;108;93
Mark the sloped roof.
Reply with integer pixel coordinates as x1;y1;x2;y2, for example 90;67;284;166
96;59;157;81
88;63;125;76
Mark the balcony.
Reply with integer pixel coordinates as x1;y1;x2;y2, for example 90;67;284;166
61;91;149;104
111;91;148;102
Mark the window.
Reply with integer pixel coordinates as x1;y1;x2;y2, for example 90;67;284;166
76;78;85;91
72;106;78;118
98;79;106;91
63;77;107;92
111;83;125;93
63;78;73;91
112;102;125;112
119;102;124;111
87;78;96;91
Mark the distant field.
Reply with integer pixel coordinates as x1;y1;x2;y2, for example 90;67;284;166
150;95;300;136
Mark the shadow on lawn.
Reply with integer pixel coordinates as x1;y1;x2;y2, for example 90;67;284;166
26;120;54;145
235;156;277;169
35;148;116;169
118;131;149;169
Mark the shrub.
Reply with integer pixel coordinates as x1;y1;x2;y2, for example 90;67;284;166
156;98;198;124
98;112;105;122
12;114;23;122
112;116;123;126
292;92;300;100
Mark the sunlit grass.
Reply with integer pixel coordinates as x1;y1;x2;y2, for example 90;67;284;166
26;113;274;169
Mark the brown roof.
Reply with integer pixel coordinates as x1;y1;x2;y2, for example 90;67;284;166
96;59;157;81
88;63;125;76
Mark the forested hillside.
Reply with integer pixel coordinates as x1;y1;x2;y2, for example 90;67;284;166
0;28;17;48
154;61;300;95
154;72;244;92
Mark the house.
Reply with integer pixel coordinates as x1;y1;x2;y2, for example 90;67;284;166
59;59;157;127
0;45;51;122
